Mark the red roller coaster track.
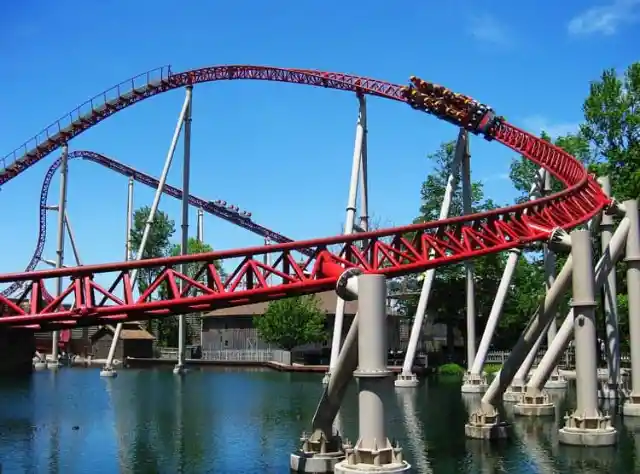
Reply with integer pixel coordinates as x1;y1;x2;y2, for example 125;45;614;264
0;65;609;331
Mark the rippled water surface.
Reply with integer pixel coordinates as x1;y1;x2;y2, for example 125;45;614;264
0;367;638;473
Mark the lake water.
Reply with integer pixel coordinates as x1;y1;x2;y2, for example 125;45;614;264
0;367;638;473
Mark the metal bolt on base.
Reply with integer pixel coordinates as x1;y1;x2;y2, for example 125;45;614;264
394;373;419;388
465;404;512;440
100;368;118;378
544;370;568;390
290;430;345;473
334;438;410;473
461;372;488;394
558;411;617;446
513;389;555;417
502;381;527;403
173;364;188;375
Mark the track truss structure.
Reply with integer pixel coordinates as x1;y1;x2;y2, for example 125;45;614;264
0;65;610;330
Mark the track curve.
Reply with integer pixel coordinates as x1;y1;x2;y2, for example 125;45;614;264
0;65;610;329
1;150;302;298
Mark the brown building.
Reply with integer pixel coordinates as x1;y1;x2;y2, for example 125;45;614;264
91;323;155;360
200;291;408;361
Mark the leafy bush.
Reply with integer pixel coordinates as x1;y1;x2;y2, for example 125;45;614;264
437;363;465;377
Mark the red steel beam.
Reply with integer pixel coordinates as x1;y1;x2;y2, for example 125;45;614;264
0;65;610;330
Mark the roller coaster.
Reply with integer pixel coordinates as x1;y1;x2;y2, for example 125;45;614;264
0;65;609;331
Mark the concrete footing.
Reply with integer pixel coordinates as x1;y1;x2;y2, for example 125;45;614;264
558;412;617;446
465;406;512;440
333;439;411;473
394;373;419;388
99;368;118;378
47;360;61;370
173;364;188;375
33;361;47;371
290;431;344;473
461;373;488;394
513;390;555;417
503;384;526;403
544;372;568;390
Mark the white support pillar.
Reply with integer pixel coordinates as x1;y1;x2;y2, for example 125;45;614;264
542;172;568;391
598;176;620;399
395;129;466;388
174;85;193;376
462;137;477;371
125;177;134;261
334;274;410;474
358;110;369;232
325;94;366;385
623;200;640;416
49;144;69;370
197;208;204;243
100;86;192;377
558;229;616;446
465;248;521;393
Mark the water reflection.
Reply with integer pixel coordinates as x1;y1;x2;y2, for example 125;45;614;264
395;386;432;474
3;370;640;472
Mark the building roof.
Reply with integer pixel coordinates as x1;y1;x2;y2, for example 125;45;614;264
91;323;155;341
202;291;358;318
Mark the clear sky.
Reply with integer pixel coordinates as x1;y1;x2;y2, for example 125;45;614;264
0;0;638;295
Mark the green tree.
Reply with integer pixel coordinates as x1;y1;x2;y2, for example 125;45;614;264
581;63;640;201
254;295;327;351
159;238;225;345
130;206;176;343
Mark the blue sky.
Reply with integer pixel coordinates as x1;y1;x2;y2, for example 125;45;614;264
0;0;638;295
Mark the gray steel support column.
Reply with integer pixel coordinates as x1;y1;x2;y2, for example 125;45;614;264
462;137;476;369
326;95;366;383
598;176;620;398
126;177;134;261
334;274;410;473
558;229;616;446
396;129;465;388
101;86;191;377
292;271;360;473
623;199;640;416
50;144;69;369
174;85;193;375
197;208;204;242
526;216;630;392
